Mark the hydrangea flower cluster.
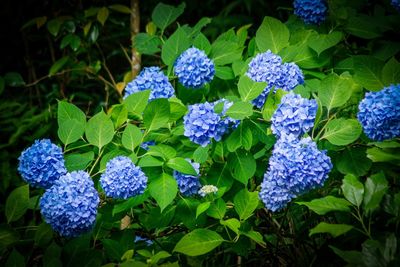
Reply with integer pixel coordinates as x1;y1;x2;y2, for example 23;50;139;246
173;159;201;196
392;0;400;12
100;156;148;199
123;66;175;100
259;134;332;211
183;99;238;146
198;185;218;197
18;139;67;189
357;84;400;141
293;0;327;25
246;50;304;108
271;92;318;138
174;47;215;88
40;171;99;237
140;140;155;151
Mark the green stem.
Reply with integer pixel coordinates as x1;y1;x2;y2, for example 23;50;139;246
89;148;104;176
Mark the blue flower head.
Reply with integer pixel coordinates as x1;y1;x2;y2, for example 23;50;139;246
260;134;332;212
246;51;304;108
123;66;175;100
100;156;148;199
140;140;155;151
174;47;215;89
392;0;400;12
173;159;201;196
183;99;238;146
293;0;327;25
18;139;67;189
246;50;284;108
271;92;317;138
357;84;400;141
40;171;99;237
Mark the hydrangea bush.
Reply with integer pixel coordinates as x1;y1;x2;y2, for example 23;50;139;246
5;1;400;266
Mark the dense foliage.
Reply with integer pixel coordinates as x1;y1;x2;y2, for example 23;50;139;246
1;0;400;266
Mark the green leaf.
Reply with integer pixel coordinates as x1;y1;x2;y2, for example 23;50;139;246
143;98;170;132
193;146;209;163
206;198;226;219
319;73;353;111
102;239;124;261
242;230;266;246
109;104;128;128
166;157;197;175
0;226;19;252
382;57;400;86
60;34;81;51
169;97;187;122
196;202;210;218
174;229;224;256
152;2;185;31
65;152;94;172
255;16;289;53
329;246;363;265
5;249;25;267
47;18;62;36
34;223;53;247
134;33;162;55
215;66;235;80
336;147;372;177
353;56;385;91
221;218;240;235
147;145;177;160
308;31;343;56
108;4;131;14
85;111;114;149
5;185;29;223
321;118;362;146
121;124;142;151
296;196;352;215
58;119;85;145
238;75;267;102
123;90;151;116
345;16;381;39
57;101;86;127
151;251;172;265
193;33;211;54
112;191;149;215
97;7;109;26
138;155;164;167
49;56;69;76
4;72;25;87
226;123;253;152
210;40;243;66
161;27;190;66
228;150;256;185
309;222;353;238
234;189;259;221
341;174;364;207
363;172;388;214
366;147;400;162
149;173;177;212
226;101;253;120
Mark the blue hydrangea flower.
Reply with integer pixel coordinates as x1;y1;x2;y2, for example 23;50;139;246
174;47;215;89
271;92;317;138
259;178;295;212
40;171;99;237
173;159;201;196
279;62;304;91
123;67;175;100
246;51;304;108
100;156;148;199
183;100;238;146
259;134;332;212
392;0;400;12
293;0;327;25
198;185;218;197
140;140;155;151
357;84;400;141
18;139;67;189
